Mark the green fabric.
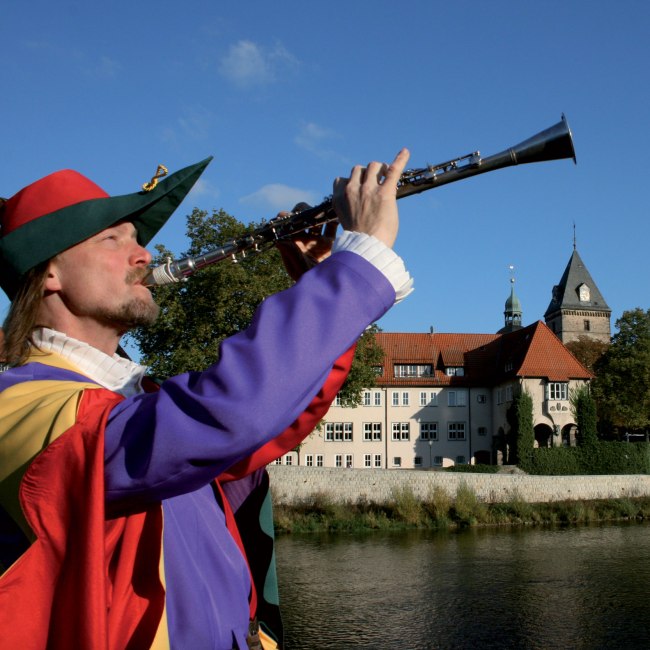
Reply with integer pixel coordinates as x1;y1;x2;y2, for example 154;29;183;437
0;157;212;298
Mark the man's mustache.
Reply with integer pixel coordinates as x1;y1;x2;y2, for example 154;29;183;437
126;268;151;284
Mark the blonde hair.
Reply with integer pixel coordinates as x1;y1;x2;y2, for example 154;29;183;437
2;262;50;366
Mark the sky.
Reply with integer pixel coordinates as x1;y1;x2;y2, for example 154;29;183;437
2;0;649;346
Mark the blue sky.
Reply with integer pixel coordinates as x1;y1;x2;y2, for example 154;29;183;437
2;1;649;342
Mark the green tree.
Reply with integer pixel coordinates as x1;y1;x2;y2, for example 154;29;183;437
565;336;609;373
337;324;384;407
592;308;650;436
507;388;534;466
129;207;383;402
570;383;598;446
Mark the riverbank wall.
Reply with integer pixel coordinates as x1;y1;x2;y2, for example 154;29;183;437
268;466;650;505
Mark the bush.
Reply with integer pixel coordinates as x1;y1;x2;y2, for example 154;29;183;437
444;464;499;473
523;441;650;475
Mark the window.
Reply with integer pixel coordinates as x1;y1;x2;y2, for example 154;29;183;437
445;367;465;376
316;455;324;467
373;366;384;376
363;391;382;407
305;454;313;466
456;456;467;464
392;457;402;467
420;391;438;407
335;454;343;468
374;454;382;468
392;391;409;406
392;422;410;441
285;455;292;465
547;382;568;401
414;456;423;467
584;319;591;331
505;385;513;402
448;422;466;440
477;394;487;404
325;422;353;442
363;422;382;441
394;364;433;377
504;361;513;372
433;456;443;466
448;390;467;407
364;454;372;468
478;426;488;436
333;394;342;406
345;455;353;468
420;422;438;440
274;457;282;465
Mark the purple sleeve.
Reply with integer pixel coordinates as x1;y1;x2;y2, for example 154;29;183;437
104;252;395;505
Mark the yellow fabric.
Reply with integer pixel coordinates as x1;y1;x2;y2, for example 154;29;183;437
0;361;96;539
259;628;279;650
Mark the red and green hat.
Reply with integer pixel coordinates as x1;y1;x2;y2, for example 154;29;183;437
0;157;212;298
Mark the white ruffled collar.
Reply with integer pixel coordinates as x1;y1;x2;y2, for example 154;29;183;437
32;327;148;397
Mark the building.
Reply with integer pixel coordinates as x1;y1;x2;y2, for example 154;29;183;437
287;319;592;470
544;246;611;344
284;262;601;470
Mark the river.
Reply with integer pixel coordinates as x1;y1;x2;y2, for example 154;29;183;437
275;523;650;649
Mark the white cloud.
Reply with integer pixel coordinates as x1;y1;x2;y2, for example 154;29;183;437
294;121;348;163
240;183;318;212
96;55;120;78
187;177;220;201
218;40;298;87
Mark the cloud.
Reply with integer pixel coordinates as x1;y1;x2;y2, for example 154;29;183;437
95;55;120;78
188;177;220;201
161;105;216;144
240;184;318;212
294;121;348;163
218;40;298;87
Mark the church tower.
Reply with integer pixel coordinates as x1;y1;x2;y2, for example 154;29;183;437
544;245;611;344
499;277;523;333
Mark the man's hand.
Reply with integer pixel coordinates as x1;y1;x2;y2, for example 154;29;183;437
276;203;338;281
332;148;410;249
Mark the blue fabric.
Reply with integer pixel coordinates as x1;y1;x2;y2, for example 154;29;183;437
3;251;396;649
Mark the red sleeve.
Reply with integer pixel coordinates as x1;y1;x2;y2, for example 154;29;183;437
219;345;355;482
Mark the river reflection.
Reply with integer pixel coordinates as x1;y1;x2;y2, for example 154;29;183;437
275;524;650;649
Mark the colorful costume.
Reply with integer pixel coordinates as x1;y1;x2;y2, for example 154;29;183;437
0;251;397;648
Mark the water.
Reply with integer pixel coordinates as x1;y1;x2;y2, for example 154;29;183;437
275;524;650;649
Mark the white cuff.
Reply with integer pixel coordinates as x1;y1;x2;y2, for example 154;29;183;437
332;231;414;304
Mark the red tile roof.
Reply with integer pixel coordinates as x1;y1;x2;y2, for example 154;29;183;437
375;321;592;387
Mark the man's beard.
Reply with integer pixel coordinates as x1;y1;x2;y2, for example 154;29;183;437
95;297;160;331
95;268;160;331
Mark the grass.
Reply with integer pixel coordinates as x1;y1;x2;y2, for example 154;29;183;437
272;486;650;534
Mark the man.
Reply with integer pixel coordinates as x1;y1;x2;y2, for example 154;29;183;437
0;149;412;649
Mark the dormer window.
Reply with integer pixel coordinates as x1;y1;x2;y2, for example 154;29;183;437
394;364;433;378
445;367;464;377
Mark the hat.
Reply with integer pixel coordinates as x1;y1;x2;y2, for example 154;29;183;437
0;157;212;298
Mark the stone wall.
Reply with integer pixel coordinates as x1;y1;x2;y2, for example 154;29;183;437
268;465;650;505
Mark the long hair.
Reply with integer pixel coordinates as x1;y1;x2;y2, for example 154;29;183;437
2;261;50;366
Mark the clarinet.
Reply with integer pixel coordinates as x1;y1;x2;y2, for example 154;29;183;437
144;115;575;287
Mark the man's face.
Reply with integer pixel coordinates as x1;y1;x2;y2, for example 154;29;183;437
47;221;159;334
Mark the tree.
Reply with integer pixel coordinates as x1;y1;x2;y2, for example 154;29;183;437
129;207;383;401
591;308;650;436
506;388;534;465
336;324;384;407
565;336;609;373
570;384;598;446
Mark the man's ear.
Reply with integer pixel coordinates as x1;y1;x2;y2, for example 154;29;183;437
43;261;63;292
